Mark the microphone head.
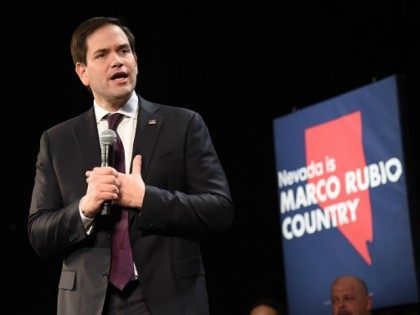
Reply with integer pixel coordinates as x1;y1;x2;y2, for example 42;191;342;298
100;129;117;146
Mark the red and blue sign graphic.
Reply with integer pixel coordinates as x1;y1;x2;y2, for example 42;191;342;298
273;75;418;314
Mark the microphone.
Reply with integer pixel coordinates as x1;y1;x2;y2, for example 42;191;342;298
99;129;117;216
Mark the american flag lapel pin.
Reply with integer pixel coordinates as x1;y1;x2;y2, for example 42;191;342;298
148;119;157;125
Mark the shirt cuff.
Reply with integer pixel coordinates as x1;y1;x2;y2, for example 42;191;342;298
79;200;95;235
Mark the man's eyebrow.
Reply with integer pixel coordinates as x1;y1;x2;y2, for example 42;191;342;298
93;48;108;55
118;43;131;49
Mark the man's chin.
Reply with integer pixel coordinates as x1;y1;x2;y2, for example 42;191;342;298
338;310;352;315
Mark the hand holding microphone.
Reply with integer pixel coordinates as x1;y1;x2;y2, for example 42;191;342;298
99;129;117;216
80;129;119;218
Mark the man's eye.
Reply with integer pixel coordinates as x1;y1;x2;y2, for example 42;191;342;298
331;296;356;304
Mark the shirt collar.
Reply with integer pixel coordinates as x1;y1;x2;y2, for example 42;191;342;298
94;92;139;124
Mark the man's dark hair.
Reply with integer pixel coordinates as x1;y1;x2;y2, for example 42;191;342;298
70;16;136;65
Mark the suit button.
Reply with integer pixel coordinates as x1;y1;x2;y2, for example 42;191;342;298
106;234;111;240
102;271;109;279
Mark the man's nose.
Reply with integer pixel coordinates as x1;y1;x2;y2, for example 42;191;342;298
111;53;123;67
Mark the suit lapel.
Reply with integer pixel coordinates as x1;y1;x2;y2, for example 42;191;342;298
71;99;163;179
74;108;101;172
132;97;163;180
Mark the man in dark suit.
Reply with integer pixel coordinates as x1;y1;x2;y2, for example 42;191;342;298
28;16;234;315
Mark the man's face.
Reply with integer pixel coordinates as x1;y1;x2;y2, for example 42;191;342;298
331;278;372;315
76;24;138;108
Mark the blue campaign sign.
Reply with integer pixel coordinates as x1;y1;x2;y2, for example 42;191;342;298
273;75;418;315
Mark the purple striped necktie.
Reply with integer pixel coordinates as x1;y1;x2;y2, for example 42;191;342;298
107;113;134;291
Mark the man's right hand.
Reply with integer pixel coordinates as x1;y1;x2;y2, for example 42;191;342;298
80;166;120;218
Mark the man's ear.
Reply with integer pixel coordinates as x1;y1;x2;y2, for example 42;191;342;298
75;62;89;87
366;295;373;311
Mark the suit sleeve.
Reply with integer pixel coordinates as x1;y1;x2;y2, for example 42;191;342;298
140;112;235;233
28;131;87;258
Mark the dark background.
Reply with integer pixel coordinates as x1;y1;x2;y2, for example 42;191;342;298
2;1;420;314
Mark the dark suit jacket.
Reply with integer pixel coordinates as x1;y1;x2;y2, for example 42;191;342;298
28;95;234;315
